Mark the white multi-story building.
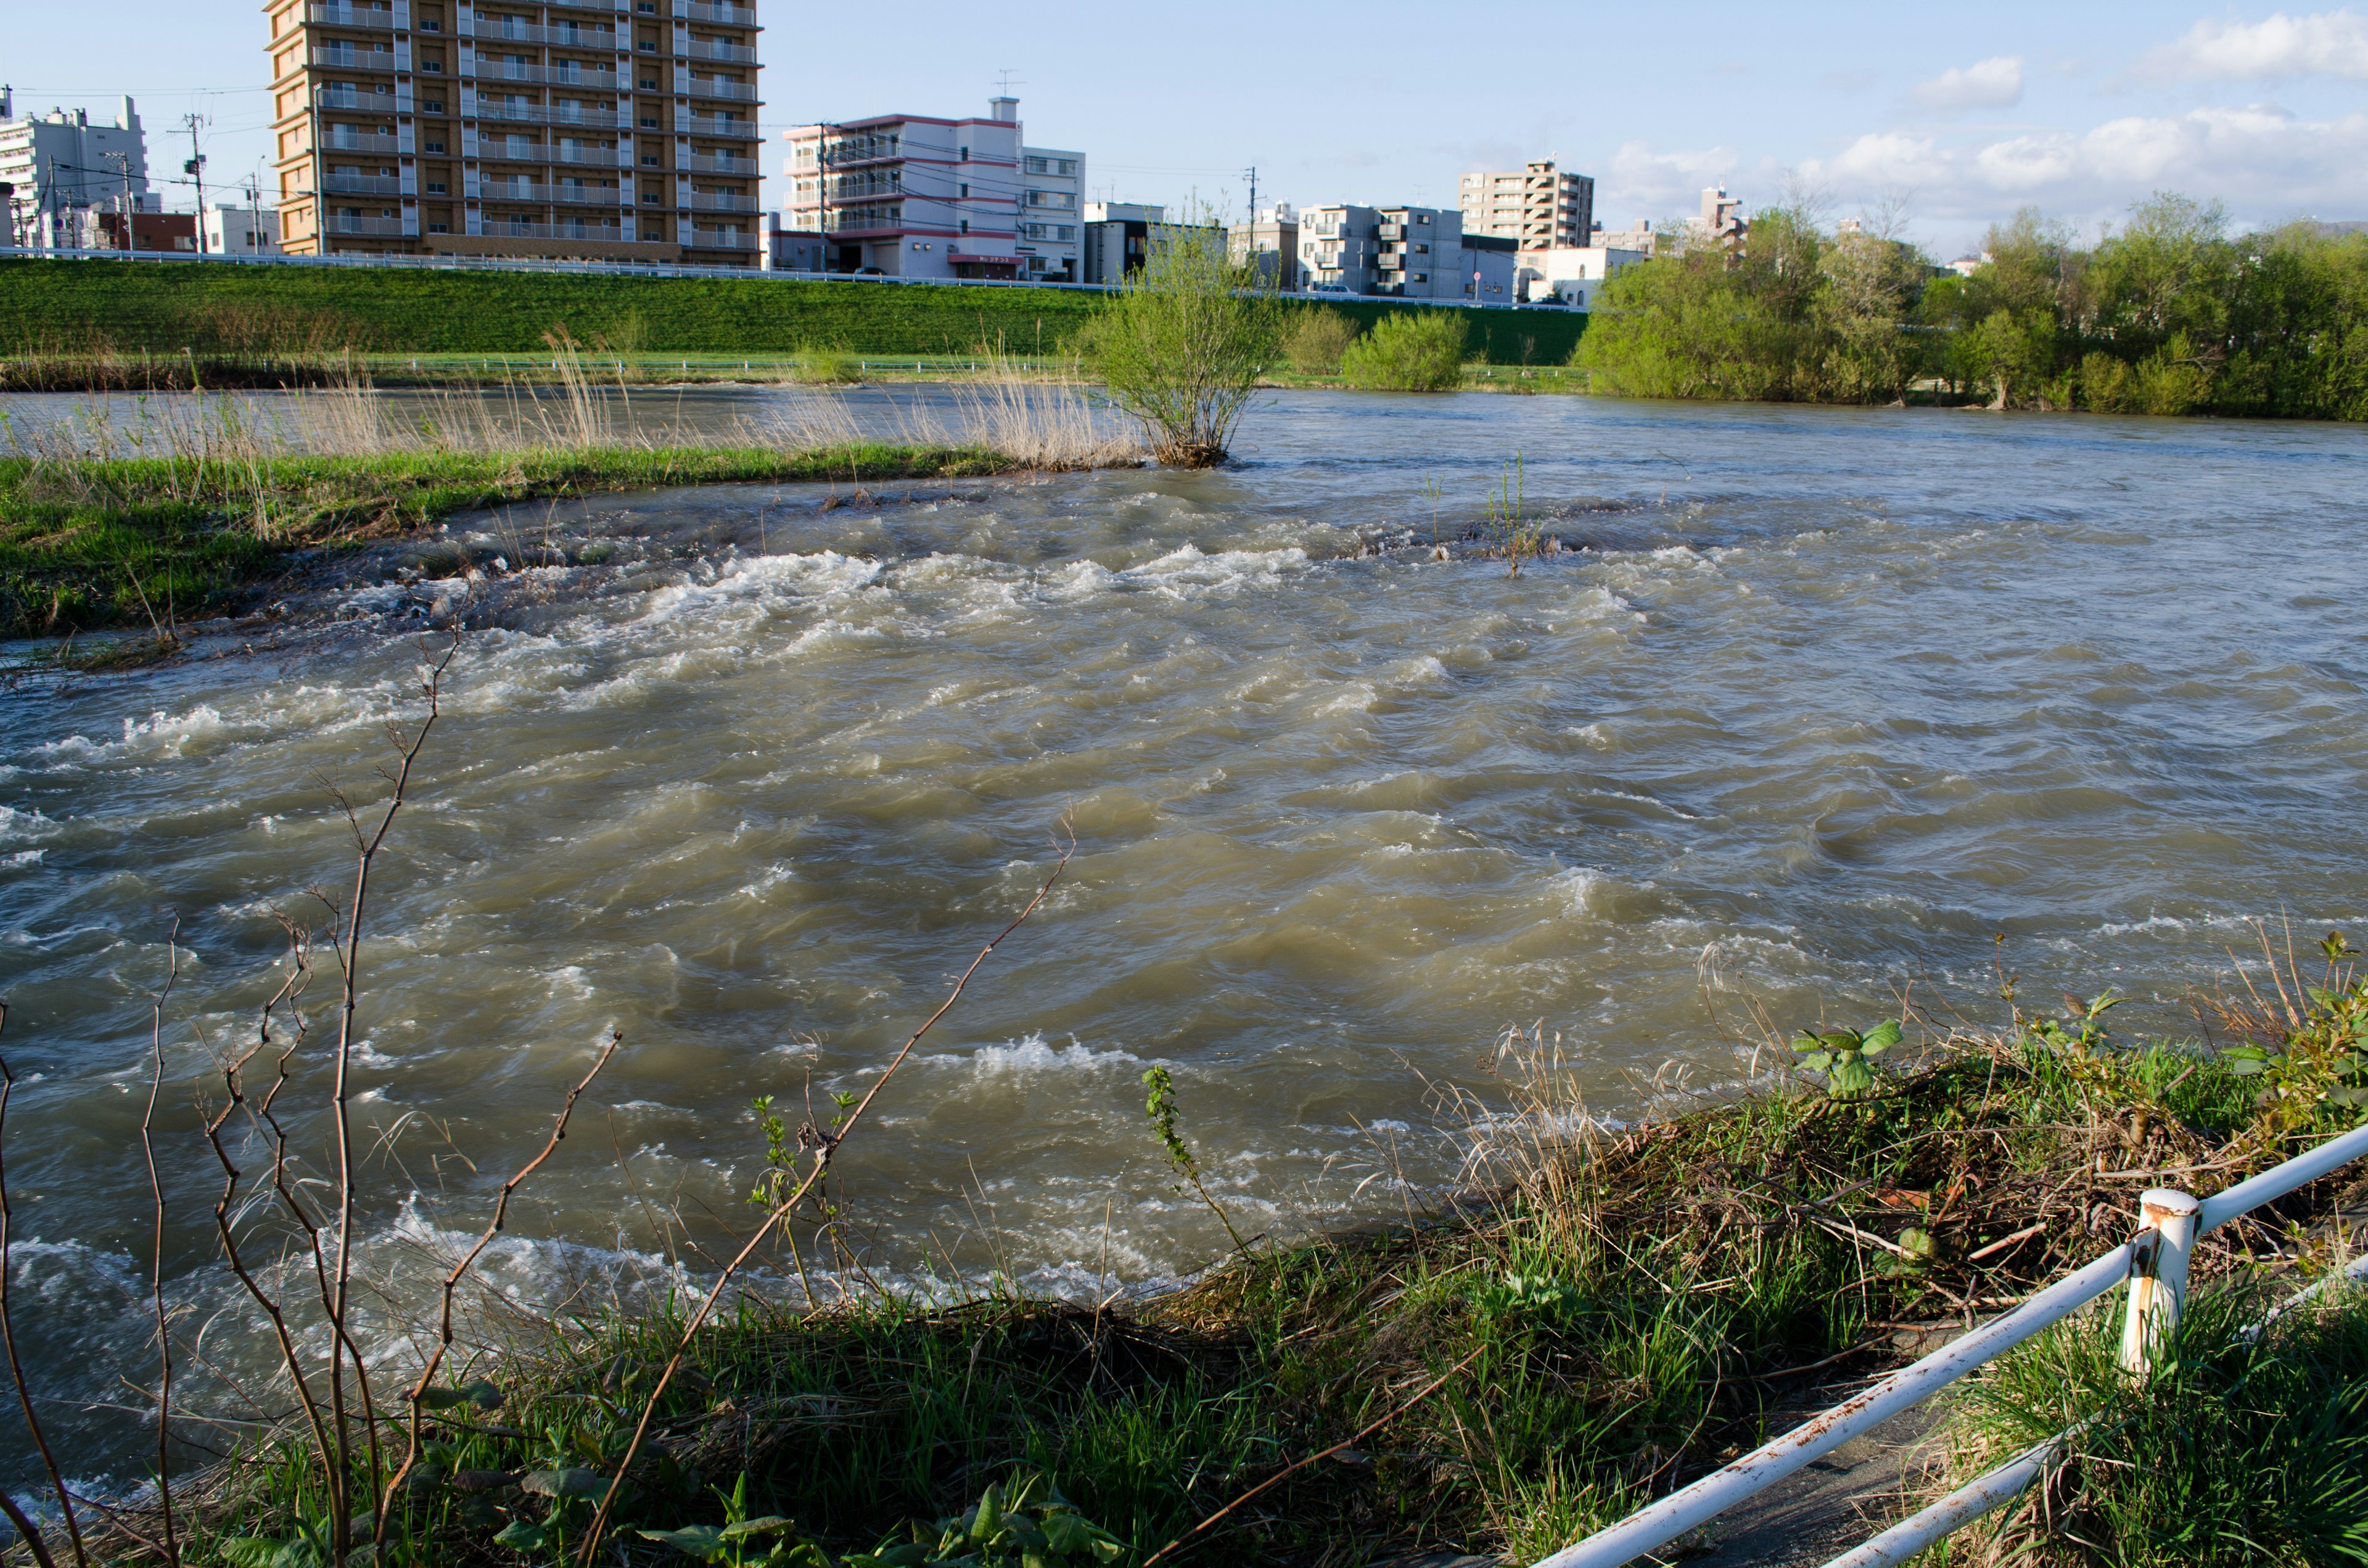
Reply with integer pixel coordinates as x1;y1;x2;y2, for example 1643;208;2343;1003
1518;245;1649;309
1018;144;1082;281
204;203;283;253
782;96;1085;281
1458;160;1593;253
0;89;154;251
1298;202;1516;302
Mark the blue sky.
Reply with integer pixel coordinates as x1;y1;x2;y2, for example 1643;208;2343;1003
10;2;2368;255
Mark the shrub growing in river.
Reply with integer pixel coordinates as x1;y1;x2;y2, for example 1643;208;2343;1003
1082;212;1281;466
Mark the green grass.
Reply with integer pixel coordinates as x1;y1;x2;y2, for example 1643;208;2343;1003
0;260;1584;377
0;444;1011;638
125;999;2368;1568
1946;1283;2368;1566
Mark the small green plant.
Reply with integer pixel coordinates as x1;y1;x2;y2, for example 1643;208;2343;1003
792;348;860;385
1790;1018;1902;1098
1339;310;1468;392
916;1472;1127;1566
640;1474;835;1566
1486;454;1542;576
1141;1065;1250;1255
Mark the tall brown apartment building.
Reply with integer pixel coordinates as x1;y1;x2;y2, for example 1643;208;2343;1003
1457;160;1593;254
266;0;762;265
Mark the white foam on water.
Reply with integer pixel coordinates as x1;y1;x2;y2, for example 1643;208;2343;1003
934;1032;1143;1074
640;549;883;622
0;805;61;845
1;850;43;868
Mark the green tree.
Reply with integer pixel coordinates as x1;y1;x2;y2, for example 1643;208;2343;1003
1084;209;1282;466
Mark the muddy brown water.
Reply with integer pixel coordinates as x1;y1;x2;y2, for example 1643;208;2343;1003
3;386;2366;1485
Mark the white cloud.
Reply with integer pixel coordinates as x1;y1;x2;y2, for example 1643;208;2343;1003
1794;103;2368;233
1912;55;2026;111
1601;139;1745;218
2137;9;2368;81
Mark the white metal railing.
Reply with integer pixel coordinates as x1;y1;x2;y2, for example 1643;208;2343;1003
323;174;405;196
326;215;408;236
553;184;626;205
1534;1120;2368;1568
684;1;755;22
475;101;623;129
477;220;627;241
553;146;628;167
687;191;755;212
683;112;757;136
326;134;404;156
312;47;398;69
686;39;757;62
309;2;398;26
686;76;756;101
685;154;757;175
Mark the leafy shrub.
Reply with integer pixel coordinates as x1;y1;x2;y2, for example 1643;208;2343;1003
1339;311;1469;391
1791;1019;1902;1098
1281;307;1359;374
2081;351;2136;412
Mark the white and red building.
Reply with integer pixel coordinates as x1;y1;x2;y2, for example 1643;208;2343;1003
782;96;1082;281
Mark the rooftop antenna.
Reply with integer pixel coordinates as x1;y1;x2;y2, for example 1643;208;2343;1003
993;69;1025;97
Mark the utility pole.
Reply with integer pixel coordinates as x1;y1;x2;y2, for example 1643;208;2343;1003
183;112;208;253
1243;165;1257;223
108;150;134;250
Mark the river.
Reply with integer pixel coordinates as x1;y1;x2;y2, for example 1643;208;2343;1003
2;387;2364;1484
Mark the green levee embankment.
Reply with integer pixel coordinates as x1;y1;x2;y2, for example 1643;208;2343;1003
0;259;1585;366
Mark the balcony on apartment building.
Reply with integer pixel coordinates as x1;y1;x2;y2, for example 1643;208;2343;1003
684;2;757;25
475;99;625;129
466;18;622;45
685;150;757;175
683;109;758;137
326;213;408;235
323;172;406;195
309;2;400;28
325;131;405;155
687;189;754;211
686;75;755;101
551;144;629;166
478;60;622;89
480;217;628;240
316;84;398;109
313;44;400;72
686;39;757;62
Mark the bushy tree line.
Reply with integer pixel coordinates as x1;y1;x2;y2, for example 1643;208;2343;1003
1576;194;2368;419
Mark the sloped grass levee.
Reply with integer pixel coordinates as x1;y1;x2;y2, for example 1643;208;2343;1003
0;260;1585;388
27;897;2368;1566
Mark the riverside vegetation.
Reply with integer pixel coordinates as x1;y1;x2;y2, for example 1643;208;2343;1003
1578;191;2368;419
6;668;2368;1568
0;341;1142;642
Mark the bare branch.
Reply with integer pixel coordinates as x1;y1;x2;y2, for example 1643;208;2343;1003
0;1003;90;1568
574;822;1077;1566
142;923;184;1566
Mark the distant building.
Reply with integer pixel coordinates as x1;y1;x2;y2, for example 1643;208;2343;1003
760;212;824;271
1458;160;1593;253
1517;244;1649;308
1946;254;1984;279
1228;203;1300;290
0;89;154;252
205;203;282;254
784;97;1084;280
1019;144;1083;282
1692;184;1748;252
264;0;765;265
1080;202;1219;284
81;208;197;252
1299;202;1516;302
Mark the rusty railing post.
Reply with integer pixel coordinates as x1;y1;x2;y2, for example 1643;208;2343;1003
2118;1188;2200;1377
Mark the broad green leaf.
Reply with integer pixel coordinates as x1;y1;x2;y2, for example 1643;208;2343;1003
1800;1051;1834;1072
2230;1057;2267;1077
1860;1019;1902;1054
523;1467;607;1498
1790;1032;1823;1053
1832;1057;1876;1097
1821;1031;1861;1051
462;1379;504;1410
493;1521;549;1551
723;1516;797;1538
413;1385;472;1409
639;1525;726;1559
219;1540;292;1568
971;1484;1003;1545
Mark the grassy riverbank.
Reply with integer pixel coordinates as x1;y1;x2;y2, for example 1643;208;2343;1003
0;443;1014;641
0;260;1585;389
109;972;2368;1568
